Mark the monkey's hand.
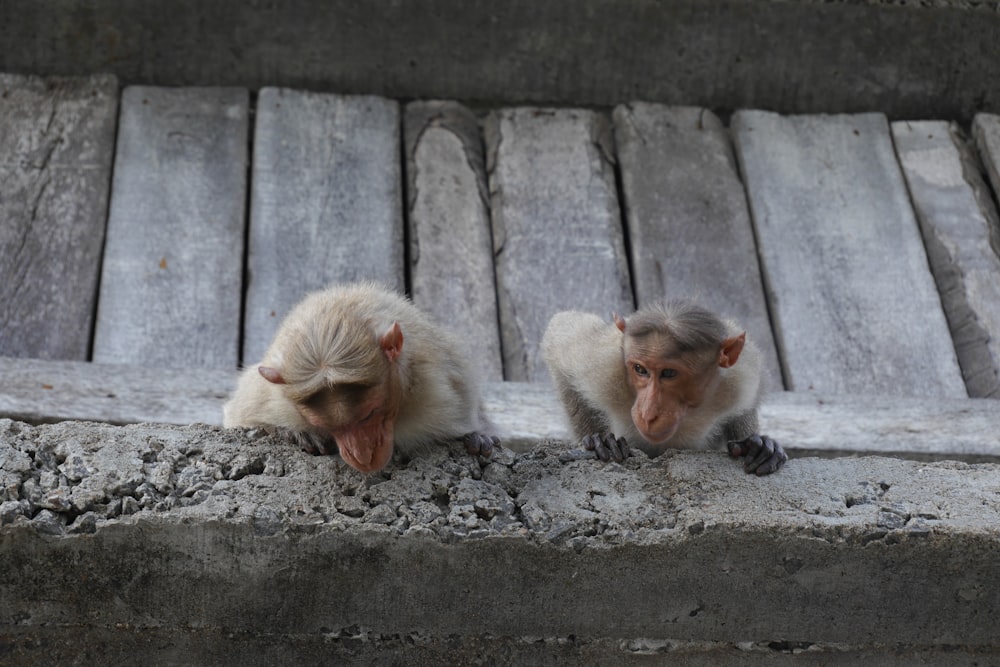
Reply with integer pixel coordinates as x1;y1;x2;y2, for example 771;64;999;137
462;432;498;460
570;432;631;463
727;434;787;475
290;429;337;457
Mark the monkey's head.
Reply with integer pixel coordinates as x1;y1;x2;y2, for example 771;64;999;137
259;318;405;474
615;302;745;446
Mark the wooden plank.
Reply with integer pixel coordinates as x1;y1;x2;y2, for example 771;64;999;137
0;357;235;426
760;392;1000;463
892;121;1000;398
613;103;783;388
0;74;118;360
92;86;249;370
731;111;966;398
973;113;1000;199
404;101;503;381
1;357;997;463
484;107;633;382
243;89;403;365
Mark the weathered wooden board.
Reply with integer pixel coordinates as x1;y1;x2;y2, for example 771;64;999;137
92;86;249;370
732;111;966;398
404;101;503;381
759;392;1000;463
613;103;783;388
0;74;118;360
0;357;235;426
484;108;633;382
1;357;997;462
892;121;1000;398
973;113;1000;199
243;89;403;364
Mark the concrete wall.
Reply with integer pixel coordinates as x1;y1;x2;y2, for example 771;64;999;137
1;0;998;121
2;419;999;663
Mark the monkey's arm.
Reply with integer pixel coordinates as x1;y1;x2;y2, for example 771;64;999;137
543;312;633;463
721;410;787;475
549;378;632;463
224;366;336;455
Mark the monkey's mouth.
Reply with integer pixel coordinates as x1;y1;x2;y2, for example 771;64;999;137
638;423;679;447
333;419;395;474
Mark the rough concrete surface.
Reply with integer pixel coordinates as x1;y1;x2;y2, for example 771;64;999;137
2;419;999;664
1;1;998;121
3;357;999;463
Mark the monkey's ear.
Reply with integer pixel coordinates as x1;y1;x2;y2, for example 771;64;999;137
379;321;404;363
258;366;286;384
612;312;627;333
718;333;746;369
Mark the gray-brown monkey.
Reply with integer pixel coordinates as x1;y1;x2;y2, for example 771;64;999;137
542;300;786;475
223;282;497;473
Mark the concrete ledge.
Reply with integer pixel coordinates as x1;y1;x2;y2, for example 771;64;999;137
2;357;999;461
1;1;998;121
2;420;999;662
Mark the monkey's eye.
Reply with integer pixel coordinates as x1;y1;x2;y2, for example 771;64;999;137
660;369;678;380
633;364;649;377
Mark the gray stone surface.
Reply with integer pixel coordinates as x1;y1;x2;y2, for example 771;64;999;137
732;111;966;398
613;103;783;387
2;1;998;122
485;107;633;382
5;626;996;666
892;120;1000;398
92;86;249;370
2;419;1000;662
243;89;403;365
0;74;118;361
404;101;503;382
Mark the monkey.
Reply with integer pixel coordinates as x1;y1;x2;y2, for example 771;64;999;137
541;300;787;475
223;282;498;474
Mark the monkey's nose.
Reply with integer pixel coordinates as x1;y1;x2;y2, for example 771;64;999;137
641;411;661;429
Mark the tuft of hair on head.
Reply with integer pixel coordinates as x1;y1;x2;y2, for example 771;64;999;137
280;310;388;397
625;300;729;355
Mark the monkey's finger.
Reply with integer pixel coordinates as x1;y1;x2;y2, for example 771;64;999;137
603;434;630;463
581;434;600;452
600;433;618;462
618;436;631;460
479;435;496;459
753;439;788;476
462;432;494;458
744;436;778;474
591;434;613;461
559;448;596;463
730;434;763;459
314;439;334;456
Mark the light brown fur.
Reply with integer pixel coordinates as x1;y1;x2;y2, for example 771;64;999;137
541;304;764;456
224;283;486;470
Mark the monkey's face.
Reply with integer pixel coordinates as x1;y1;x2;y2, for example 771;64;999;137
294;382;400;473
623;342;718;446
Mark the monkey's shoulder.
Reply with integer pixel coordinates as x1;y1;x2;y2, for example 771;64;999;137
542;311;621;367
223;364;309;431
